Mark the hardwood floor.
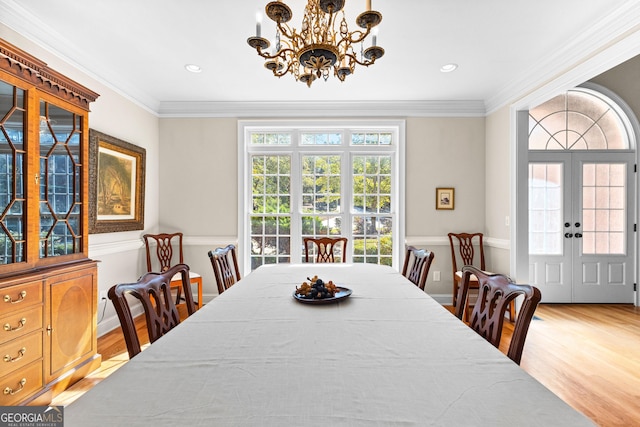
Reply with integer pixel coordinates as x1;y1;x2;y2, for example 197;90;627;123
517;304;640;427
51;304;640;427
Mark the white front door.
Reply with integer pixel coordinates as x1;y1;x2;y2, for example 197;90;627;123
529;151;635;303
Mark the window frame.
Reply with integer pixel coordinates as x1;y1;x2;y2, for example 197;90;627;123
238;119;406;274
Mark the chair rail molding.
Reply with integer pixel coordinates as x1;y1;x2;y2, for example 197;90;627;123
405;236;509;250
89;236;237;257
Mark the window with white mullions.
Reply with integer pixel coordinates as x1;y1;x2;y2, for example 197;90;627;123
241;120;405;272
352;154;393;265
250;154;291;269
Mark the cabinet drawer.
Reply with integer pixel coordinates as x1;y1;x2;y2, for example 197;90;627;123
0;359;43;406
0;305;43;346
0;330;43;378
1;281;43;314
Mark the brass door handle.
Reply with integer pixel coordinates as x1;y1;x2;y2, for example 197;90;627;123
3;348;26;363
3;318;26;332
3;378;26;396
3;291;26;304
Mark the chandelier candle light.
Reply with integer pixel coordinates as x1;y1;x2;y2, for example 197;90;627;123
247;0;384;87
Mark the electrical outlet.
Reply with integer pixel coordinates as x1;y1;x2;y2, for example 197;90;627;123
99;290;108;301
433;271;441;282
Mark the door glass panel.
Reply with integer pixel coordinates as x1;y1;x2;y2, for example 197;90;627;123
582;163;626;255
39;100;83;258
0;81;26;264
528;163;563;255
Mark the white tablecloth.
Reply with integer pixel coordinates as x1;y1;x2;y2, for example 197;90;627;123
66;264;594;426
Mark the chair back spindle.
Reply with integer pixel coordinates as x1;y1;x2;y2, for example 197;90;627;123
143;232;185;273
456;265;541;365
304;237;348;263
108;264;195;358
208;244;241;294
402;246;435;290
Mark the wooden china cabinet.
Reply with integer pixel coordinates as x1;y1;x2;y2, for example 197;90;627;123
0;39;101;405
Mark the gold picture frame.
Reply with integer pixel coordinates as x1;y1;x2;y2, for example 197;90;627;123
436;187;454;210
89;129;145;233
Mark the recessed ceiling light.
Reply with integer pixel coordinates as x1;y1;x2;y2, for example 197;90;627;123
185;64;202;73
440;63;458;73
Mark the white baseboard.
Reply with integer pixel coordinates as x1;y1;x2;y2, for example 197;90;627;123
428;294;453;305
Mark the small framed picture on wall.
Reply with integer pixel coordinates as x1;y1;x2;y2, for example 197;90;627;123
436;187;455;210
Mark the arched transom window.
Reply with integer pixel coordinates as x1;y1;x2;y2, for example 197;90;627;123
529;88;631;150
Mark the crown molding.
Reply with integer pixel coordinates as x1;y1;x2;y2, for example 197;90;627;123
157;100;487;118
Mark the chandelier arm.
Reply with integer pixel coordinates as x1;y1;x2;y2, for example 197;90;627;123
256;47;297;61
344;52;377;67
341;28;371;45
275;21;306;47
271;61;297;77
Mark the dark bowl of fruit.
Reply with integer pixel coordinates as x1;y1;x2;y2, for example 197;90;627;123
293;276;352;304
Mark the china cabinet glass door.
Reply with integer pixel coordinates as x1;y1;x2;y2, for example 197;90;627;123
39;99;84;259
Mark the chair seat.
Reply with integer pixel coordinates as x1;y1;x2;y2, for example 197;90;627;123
455;271;492;282
171;271;201;281
170;271;203;308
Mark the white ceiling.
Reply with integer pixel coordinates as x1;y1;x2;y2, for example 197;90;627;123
1;0;639;116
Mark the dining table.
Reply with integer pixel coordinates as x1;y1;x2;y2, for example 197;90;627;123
65;263;594;426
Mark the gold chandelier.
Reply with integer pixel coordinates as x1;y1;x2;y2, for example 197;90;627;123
247;0;384;87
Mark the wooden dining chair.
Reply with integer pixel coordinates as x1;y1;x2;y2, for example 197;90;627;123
401;246;434;291
455;265;541;365
304;237;348;263
108;264;196;359
448;232;514;322
143;232;203;308
208;244;241;295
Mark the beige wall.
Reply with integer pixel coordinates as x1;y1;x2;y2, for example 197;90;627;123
590;55;640;125
158;118;238;235
484;106;512;274
405;117;486;237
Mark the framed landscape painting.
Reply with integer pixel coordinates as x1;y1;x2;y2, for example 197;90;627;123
89;129;145;233
436;187;454;210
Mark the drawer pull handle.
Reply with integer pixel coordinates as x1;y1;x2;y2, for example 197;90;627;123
3;348;26;363
3;378;26;396
3;291;27;304
3;318;26;332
